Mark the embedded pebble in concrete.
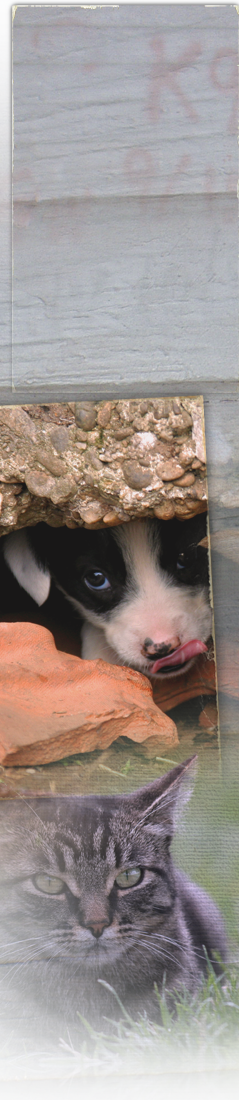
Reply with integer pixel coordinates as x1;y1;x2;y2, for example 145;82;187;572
47;476;77;505
114;427;133;439
97;402;112;428
75;402;97;431
34;450;65;476
0;397;207;534
176;473;195;487
122;462;153;490
79;500;106;525
154;502;175;519
24;470;56;498
50;426;70;453
157;460;185;482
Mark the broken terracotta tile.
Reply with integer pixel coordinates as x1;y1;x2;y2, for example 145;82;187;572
152;649;216;712
0;623;178;766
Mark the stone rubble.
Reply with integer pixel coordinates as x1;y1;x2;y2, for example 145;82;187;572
0;397;207;533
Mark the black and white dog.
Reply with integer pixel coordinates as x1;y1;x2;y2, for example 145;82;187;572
1;514;211;679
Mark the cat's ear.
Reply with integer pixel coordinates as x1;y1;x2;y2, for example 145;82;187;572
3;530;51;606
133;756;197;832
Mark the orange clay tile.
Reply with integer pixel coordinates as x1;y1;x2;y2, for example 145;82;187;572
0;622;178;766
152;649;216;712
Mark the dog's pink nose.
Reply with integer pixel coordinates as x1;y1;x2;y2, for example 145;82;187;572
142;636;181;660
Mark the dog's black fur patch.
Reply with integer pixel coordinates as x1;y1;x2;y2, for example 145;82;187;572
1;514;211;676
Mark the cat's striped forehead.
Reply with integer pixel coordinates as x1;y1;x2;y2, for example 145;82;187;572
0;761;194;883
50;818;119;875
0;798;165;885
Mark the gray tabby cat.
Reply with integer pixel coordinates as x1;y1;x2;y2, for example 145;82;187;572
0;758;226;1046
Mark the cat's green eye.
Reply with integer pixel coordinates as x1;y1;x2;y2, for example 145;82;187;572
115;867;142;889
34;873;64;895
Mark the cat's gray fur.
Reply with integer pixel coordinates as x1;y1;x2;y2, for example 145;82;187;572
0;759;226;1048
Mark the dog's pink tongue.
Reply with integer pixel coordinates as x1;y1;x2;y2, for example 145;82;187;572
151;639;207;675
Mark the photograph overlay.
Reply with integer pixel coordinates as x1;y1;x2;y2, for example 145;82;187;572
1;754;236;1076
0;395;218;796
0;403;238;1075
4;2;238;1080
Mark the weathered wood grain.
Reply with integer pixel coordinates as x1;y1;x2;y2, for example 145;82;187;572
12;194;238;388
13;5;237;201
12;6;238;391
0;0;11;383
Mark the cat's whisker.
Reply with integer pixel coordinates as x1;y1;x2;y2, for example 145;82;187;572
134;930;210;964
0;942;73;992
130;940;182;967
0;935;69;961
0;932;55;949
0;941;48;959
0;926;79;969
121;929;185;967
0;943;55;968
127;924;186;945
116;939;179;974
133;930;187;950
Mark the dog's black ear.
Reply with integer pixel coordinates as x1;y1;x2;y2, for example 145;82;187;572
3;531;51;606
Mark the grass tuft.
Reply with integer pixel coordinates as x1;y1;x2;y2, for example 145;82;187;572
0;968;236;1078
62;965;239;1076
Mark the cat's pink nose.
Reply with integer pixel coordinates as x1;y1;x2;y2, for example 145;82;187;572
86;919;109;938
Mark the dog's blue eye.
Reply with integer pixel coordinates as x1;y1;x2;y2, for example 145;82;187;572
84;571;111;591
176;553;185;571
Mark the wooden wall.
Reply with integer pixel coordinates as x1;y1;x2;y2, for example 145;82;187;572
4;4;239;742
11;4;237;392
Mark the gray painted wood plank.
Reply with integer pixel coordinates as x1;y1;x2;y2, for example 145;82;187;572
12;5;238;390
13;194;238;387
0;0;11;389
13;4;238;201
